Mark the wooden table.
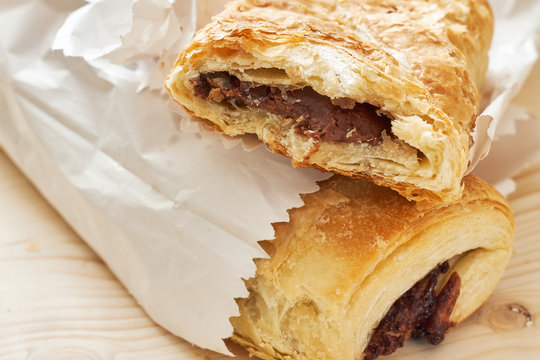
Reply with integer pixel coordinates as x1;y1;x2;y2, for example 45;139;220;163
1;69;540;360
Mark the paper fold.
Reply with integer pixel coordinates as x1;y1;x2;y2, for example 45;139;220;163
2;0;328;354
469;0;540;174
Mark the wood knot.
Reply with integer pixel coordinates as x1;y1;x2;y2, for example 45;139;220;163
485;302;534;331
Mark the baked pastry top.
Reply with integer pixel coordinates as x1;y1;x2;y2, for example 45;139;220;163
166;0;494;203
230;174;514;360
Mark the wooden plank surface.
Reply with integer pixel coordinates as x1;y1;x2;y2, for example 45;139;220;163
1;64;540;360
2;154;540;360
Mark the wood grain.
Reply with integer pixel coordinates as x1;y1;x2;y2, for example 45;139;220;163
1;146;539;360
1;64;539;360
0;150;232;360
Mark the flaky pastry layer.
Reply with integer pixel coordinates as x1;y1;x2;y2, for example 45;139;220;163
166;0;493;203
230;174;514;360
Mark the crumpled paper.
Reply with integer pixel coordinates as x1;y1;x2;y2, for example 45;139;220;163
55;0;540;193
0;0;327;355
468;0;540;195
0;0;539;356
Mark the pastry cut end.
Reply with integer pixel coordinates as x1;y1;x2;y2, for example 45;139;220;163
166;66;466;203
228;175;514;360
164;0;494;203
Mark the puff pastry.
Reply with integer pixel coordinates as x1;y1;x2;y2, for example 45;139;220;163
230;174;514;360
166;0;494;203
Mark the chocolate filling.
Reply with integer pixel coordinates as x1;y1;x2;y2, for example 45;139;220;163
191;72;393;145
363;262;461;360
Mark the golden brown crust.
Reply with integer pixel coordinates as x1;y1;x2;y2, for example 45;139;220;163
230;174;514;360
166;0;493;203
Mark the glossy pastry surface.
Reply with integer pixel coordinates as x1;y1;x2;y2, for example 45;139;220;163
230;175;514;360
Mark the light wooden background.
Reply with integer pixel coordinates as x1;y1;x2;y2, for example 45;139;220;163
1;64;539;360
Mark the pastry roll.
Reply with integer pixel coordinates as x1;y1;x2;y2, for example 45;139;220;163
165;0;494;203
230;175;514;360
